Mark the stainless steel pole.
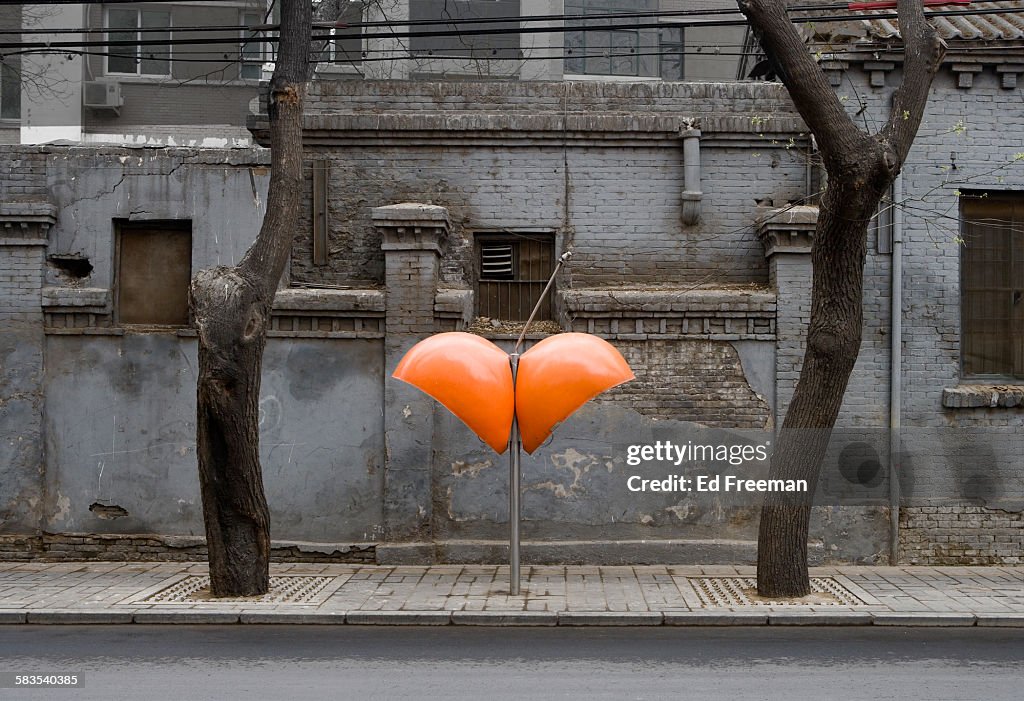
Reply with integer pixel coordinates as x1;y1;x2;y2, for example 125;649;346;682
506;250;570;595
509;353;521;595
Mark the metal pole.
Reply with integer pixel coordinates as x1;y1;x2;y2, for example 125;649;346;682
889;172;903;565
506;249;570;594
514;251;572;354
508;353;521;595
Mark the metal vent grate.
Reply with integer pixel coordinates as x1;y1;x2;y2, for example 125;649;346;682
688;577;865;607
143;575;334;604
480;243;514;279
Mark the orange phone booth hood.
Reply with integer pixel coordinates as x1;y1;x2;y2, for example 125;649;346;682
392;332;634;454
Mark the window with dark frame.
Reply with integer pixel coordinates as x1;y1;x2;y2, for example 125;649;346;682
564;0;666;78
960;192;1024;380
475;233;554;322
106;7;171;77
116;221;193;327
0;58;20;120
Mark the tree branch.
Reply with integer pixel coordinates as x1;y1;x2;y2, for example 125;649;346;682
879;0;947;165
736;0;864;168
238;0;312;298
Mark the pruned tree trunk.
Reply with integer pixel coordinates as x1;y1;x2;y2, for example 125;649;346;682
736;0;946;597
189;0;312;597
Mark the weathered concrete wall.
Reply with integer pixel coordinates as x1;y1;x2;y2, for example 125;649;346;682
1;146;388;555
43;147;272;287
0;202;54;533
42;335;384;542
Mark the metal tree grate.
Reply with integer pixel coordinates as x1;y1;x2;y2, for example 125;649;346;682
689;577;865;607
144;575;334;604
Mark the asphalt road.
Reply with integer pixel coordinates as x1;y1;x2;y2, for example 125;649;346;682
1;626;1022;700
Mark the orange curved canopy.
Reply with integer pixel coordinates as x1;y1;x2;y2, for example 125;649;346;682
515;333;634;453
392;332;514;453
393;332;633;455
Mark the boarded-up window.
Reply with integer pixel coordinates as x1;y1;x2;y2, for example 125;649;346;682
116;221;192;326
476;233;554;321
961;193;1024;379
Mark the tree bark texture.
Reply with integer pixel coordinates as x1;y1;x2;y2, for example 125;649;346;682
189;0;312;597
737;0;945;597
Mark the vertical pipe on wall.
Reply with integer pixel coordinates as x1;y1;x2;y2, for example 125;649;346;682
680;124;702;226
889;172;903;565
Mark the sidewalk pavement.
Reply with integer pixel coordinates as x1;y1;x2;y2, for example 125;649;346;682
1;562;1023;627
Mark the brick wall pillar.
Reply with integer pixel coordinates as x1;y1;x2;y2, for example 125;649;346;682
374;203;449;541
0;202;56;533
758;205;818;425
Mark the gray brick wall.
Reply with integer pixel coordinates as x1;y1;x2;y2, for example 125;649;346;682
606;339;770;428
288;80;810;290
836;62;1024;563
900;506;1023;565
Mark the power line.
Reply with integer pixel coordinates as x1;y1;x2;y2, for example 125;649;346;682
4;5;1024;51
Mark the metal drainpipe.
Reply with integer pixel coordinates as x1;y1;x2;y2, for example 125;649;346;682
680;126;702;226
889;172;903;565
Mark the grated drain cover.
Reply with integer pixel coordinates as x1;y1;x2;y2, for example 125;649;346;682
689;577;865;607
144;575;333;604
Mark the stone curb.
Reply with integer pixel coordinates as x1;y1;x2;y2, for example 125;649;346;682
27;610;134;624
133;611;241;624
870;613;978;627
664;611;768;625
1;609;1020;627
768;612;874;626
345;611;452;625
975;614;1024;628
557;612;664;626
451;611;558;626
239;611;347;624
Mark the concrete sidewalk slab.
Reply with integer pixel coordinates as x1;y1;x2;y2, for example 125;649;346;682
1;563;1022;627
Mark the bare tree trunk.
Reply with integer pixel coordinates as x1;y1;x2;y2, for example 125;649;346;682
736;0;945;597
189;0;312;597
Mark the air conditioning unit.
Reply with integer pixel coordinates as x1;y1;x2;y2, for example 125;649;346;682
83;81;123;111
